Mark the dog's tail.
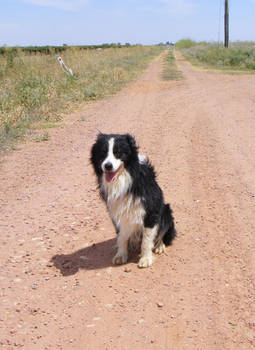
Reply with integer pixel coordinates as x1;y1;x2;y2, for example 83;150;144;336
155;204;176;247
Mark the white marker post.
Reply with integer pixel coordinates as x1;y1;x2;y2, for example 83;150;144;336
57;56;73;76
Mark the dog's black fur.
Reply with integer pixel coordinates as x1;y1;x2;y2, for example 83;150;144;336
91;133;176;266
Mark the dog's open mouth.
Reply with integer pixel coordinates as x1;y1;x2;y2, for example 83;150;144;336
105;168;120;183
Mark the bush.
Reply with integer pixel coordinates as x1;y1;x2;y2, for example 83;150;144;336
176;39;197;49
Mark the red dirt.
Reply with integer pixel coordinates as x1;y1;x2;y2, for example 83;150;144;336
1;52;255;349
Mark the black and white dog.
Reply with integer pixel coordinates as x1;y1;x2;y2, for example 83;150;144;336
91;133;176;268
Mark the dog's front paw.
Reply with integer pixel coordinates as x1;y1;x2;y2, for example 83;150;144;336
112;252;128;265
138;255;153;268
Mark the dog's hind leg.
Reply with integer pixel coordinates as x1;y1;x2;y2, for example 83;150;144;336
138;226;158;268
159;204;176;246
154;241;166;255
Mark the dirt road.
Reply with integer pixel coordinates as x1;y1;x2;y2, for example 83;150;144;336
1;52;255;349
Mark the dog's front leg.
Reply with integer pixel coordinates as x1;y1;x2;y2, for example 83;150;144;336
112;229;130;265
138;226;158;268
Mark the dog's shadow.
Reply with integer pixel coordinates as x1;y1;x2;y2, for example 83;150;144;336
51;238;117;276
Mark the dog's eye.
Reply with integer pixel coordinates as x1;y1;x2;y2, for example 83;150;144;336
114;149;127;159
114;151;122;158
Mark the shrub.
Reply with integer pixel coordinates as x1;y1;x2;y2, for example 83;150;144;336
176;39;197;49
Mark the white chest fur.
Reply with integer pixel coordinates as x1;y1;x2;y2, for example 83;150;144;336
101;169;145;231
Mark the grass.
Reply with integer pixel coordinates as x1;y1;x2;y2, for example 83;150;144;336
33;131;50;143
0;45;164;152
178;41;255;72
162;48;183;80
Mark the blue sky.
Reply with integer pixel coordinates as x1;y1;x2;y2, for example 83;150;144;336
1;0;255;46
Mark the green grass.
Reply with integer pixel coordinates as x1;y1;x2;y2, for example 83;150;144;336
179;41;255;72
0;45;164;153
162;48;183;80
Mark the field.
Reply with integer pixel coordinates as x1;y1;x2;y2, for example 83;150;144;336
177;40;255;71
0;43;126;55
0;45;163;151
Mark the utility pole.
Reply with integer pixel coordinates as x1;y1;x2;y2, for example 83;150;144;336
224;0;229;48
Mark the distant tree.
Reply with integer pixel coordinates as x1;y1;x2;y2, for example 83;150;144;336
175;39;196;49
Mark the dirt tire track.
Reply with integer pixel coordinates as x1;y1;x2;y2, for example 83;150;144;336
1;52;255;349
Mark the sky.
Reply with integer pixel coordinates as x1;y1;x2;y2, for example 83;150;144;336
1;0;255;46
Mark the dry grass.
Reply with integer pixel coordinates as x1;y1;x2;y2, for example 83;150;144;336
179;41;255;72
162;48;183;80
0;46;164;151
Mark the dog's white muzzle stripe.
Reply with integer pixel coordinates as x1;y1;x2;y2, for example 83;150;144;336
102;138;122;173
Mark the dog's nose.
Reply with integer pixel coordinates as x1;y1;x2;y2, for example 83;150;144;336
104;162;113;171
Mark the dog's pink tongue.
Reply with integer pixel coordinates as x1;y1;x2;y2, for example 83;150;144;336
105;170;117;183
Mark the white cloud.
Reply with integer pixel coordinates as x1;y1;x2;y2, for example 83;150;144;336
157;0;198;15
21;0;88;11
136;0;198;16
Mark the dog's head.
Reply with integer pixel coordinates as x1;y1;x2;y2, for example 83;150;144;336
91;133;138;183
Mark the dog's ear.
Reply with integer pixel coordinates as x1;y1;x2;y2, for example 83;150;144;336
125;133;138;153
96;132;105;141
